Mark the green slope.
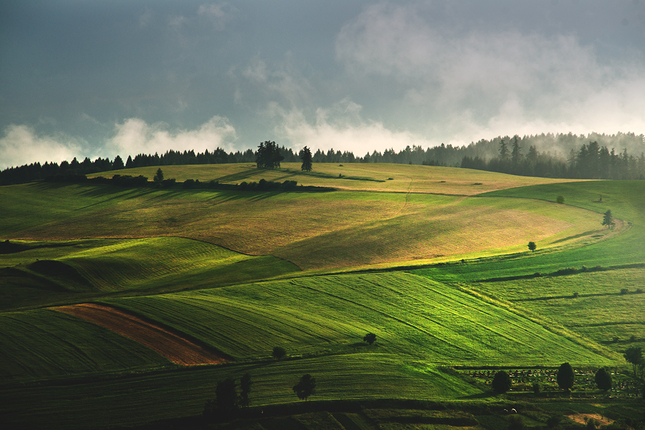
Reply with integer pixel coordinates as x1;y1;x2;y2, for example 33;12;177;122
103;272;618;366
0;308;172;383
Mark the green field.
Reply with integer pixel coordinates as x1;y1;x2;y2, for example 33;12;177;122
0;163;643;429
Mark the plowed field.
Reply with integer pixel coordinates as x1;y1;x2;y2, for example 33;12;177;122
55;303;228;366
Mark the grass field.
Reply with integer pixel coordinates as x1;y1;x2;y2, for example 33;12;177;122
90;162;585;195
0;237;298;310
100;272;618;366
0;164;643;429
0;169;603;270
473;269;645;353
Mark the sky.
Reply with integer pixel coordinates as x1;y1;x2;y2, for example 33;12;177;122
2;0;645;169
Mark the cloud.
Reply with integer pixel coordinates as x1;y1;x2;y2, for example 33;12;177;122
197;3;236;30
234;55;315;110
272;99;433;155
0;125;83;169
336;2;645;143
107;116;237;157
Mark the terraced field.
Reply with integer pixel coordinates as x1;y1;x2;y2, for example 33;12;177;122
0;164;643;429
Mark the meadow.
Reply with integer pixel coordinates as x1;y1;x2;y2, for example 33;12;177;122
0;163;643;429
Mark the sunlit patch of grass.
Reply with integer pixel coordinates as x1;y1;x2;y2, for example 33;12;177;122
103;272;617;366
91;163;586;195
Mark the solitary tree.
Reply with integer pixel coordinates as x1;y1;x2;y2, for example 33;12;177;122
215;378;237;417
557;362;575;392
528;241;536;252
239;373;252;408
293;374;316;401
602;210;615;228
300;146;313;172
594;368;612;391
272;346;286;360
153;168;164;185
363;332;376;345
624;346;643;377
492;370;512;394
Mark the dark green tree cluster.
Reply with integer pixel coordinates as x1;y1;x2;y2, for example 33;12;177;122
256;141;284;169
299;146;313;171
556;362;575;392
492;370;512;394
363;332;376;345
462;136;645;179
204;373;252;420
293;374;316;401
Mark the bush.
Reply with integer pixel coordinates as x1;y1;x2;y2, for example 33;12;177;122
573;292;579;298
595;367;612;391
272;346;286;360
556;195;565;204
293;374;316;401
492;370;512;394
363;332;376;345
532;382;540;394
620;288;629;295
557;362;574;391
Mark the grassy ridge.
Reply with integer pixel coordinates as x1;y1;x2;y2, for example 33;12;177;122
0;237;298;310
103;272;617;366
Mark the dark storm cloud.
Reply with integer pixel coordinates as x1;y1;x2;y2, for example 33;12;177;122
1;1;645;168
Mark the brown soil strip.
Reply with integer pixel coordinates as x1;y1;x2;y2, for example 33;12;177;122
55;303;228;366
567;413;614;426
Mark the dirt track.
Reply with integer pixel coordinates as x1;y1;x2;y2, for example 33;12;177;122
55;303;228;366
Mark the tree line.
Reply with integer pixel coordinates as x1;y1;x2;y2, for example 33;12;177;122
2;132;644;185
461;136;645;179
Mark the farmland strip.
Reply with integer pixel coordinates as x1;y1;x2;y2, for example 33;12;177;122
54;303;228;366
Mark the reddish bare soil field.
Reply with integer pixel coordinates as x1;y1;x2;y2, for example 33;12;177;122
55;303;228;366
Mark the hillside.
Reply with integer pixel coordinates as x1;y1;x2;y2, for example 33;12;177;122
0;163;643;429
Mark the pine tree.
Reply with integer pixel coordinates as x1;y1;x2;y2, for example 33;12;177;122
602;210;615;228
300;146;313;172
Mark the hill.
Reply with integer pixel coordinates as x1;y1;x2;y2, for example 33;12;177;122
0;163;643;429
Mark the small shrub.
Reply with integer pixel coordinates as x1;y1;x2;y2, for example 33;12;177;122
620;288;629;295
612;336;619;343
532;382;540;394
630;334;637;342
557;195;565;204
581;265;588;272
595;367;612;391
363;332;376;345
573;292;579;298
492;370;512;394
636;288;643;294
272;346;286;360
